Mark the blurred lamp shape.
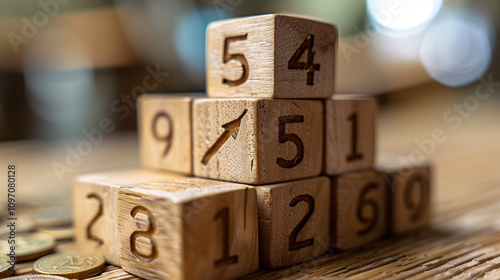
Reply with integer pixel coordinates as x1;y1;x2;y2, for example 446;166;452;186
420;8;495;87
174;7;221;87
367;0;443;37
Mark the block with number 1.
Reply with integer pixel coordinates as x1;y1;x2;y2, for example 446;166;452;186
206;14;337;98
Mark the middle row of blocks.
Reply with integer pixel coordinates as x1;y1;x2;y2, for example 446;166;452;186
140;94;376;184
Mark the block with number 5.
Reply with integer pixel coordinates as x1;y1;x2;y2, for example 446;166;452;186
139;94;203;175
193;98;324;184
206;14;337;99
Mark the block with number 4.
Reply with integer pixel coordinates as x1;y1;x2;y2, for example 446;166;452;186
117;178;258;280
73;169;185;266
207;14;337;99
139;94;203;175
193;98;324;184
377;160;431;235
256;176;330;268
324;96;376;175
331;170;387;250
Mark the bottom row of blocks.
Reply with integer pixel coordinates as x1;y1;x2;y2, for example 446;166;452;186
73;165;430;279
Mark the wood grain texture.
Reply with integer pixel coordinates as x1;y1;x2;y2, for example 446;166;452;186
324;96;376;175
206;14;337;98
331;170;387;250
72;169;185;266
139;94;199;175
255;176;330;268
377;160;432;235
117;178;258;280
193;98;324;184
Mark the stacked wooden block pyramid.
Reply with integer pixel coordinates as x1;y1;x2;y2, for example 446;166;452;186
73;14;432;280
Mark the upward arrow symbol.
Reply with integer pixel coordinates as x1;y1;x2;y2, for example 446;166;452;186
202;109;248;165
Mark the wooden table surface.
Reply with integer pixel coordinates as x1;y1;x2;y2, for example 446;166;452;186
7;83;500;279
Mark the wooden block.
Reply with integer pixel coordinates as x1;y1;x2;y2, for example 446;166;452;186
324;96;376;175
206;14;337;99
193;98;324;184
72;169;185;266
377;160;431;235
139;94;201;175
255;176;330;268
117;178;258;280
331;170;387;250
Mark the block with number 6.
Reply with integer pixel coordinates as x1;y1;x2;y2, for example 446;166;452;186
330;170;387;250
139;94;202;175
193;98;324;184
117;178;258;280
73;169;185;266
206;14;337;99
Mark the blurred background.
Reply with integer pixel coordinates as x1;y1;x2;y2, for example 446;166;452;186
0;0;499;205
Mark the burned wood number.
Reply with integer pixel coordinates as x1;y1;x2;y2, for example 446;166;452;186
404;174;427;222
289;194;315;251
346;112;363;162
356;183;379;236
86;193;104;245
277;115;304;168
152;111;173;157
130;206;158;263
222;34;249;86
288;34;320;85
214;207;238;268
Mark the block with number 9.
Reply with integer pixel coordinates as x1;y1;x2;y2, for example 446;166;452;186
139;94;202;175
206;14;337;99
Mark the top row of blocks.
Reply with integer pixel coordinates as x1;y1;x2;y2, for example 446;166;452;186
207;14;338;99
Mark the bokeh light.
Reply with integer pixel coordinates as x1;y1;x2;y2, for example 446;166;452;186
420;8;495;87
367;0;444;37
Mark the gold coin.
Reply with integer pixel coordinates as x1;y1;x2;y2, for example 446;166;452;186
0;216;37;236
33;252;105;279
0;233;55;262
4;276;68;280
0;255;14;278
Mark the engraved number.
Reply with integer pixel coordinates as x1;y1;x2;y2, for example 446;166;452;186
223;34;249;86
86;193;104;245
214;207;238;267
356;183;379;236
405;174;427;222
288;34;320;86
276;115;304;168
289;194;315;251
152;111;173;157
202;109;248;165
130;206;158;263
346;112;363;161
